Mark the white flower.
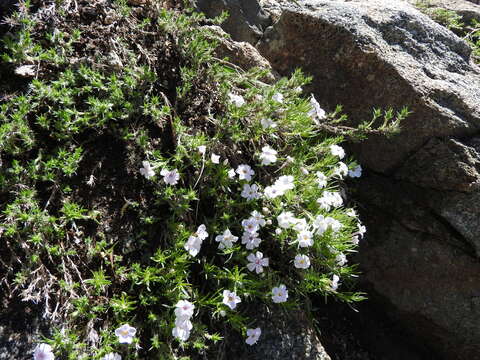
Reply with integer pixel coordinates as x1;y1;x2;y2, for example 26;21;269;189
172;326;190;341
317;191;343;211
294;254;311;269
184;235;202;257
346;208;357;217
33;343;54;360
139;160;155;179
211;153;220;164
242;218;259;233
241;231;262;250
300;167;309;175
114;324;137;344
241;184;261;201
358;223;367;237
348;165;362;178
261;118;277;129
223;290;241;310
308;95;327;124
332;162;349;179
249;211;266;227
228;93;245;107
316;171;328;188
215;229;239;250
228;168;236;178
313;215;328;236
15;64;36;77
197;145;206;154
236;164;254;181
275;228;282;235
245;328;261;346
335;253;348;266
259;146;277;166
272;92;284;103
351;235;360;245
274;175;295;191
264;185;283;199
174;317;193;330
277;211;296;229
247;252;269;273
195;224;209;241
297;230;314;247
175;300;195;318
331;274;340;291
103;353;121;360
325;217;343;232
160;168;180;185
272;284;288;303
293;218;308;232
330;144;345;159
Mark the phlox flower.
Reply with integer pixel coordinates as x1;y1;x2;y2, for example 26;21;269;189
358;223;367;237
277;211;296;229
241;231;262;250
175;300;195;318
259;145;277;165
348;165;362;178
331;274;341;291
316;171;328;188
197;145;206;154
15;64;36;77
139;160;155;179
317;191;343;211
103;353;121;360
272;284;288;303
297;230;314;247
174;317;193;331
114;324;137;344
346;208;357;217
247;252;269;273
228;93;245;107
33;343;54;360
242;218;260;233
330;144;345;159
245;328;262;346
211;153;220;164
184;236;202;257
194;224;209;241
274;175;295;191
228;168;236;178
172;326;190;341
308;95;327;124
332;162;349;179
264;185;283;199
325;217;343;232
261;118;277;129
272;92;284;103
236;164;255;181
160;168;180;185
351;235;360;245
294;254;311;269
223;290;241;310
241;184;261;201
249;210;266;227
293;218;308;232
335;253;348;266
215;229;239;250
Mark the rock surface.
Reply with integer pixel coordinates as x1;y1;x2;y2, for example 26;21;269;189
197;0;480;359
410;0;480;23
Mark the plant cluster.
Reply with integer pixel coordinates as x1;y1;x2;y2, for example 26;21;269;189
0;0;403;359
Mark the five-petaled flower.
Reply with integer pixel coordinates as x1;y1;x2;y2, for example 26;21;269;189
272;284;288;303
236;164;255;181
241;184;261;201
228;93;245;107
245;327;262;345
33;343;55;360
259;146;277;165
115;324;137;344
175;300;195;318
215;229;239;250
247;252;269;273
222;290;241;310
160;168;180;185
330;144;345;159
139;160;155;179
294;254;311;269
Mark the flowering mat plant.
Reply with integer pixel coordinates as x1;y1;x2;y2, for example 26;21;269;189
0;0;406;358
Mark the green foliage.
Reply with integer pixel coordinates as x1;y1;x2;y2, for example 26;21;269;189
0;1;401;359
